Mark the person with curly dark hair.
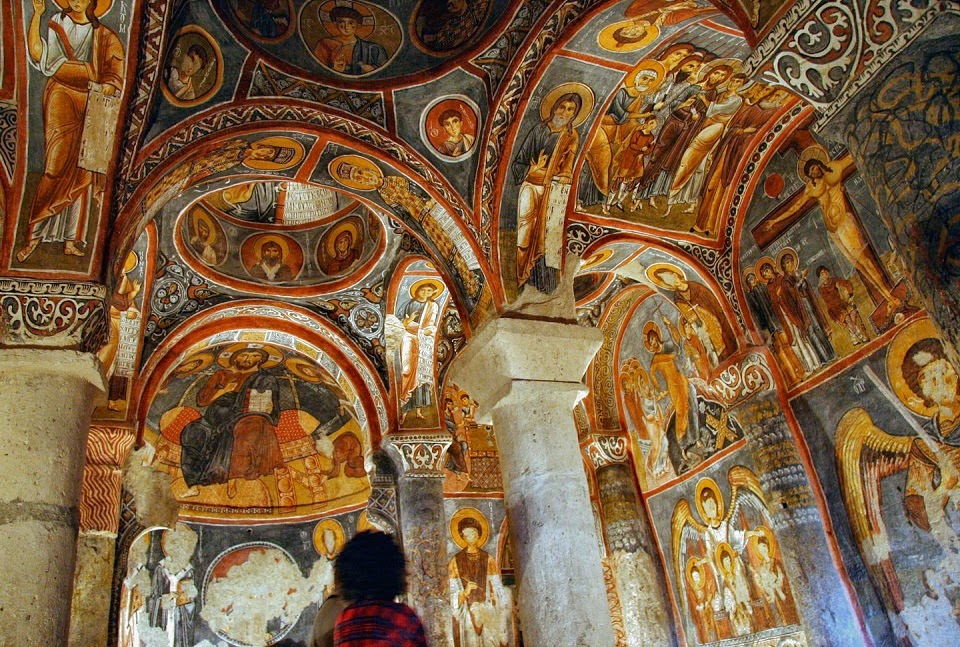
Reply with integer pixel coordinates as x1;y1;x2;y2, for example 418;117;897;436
333;531;427;646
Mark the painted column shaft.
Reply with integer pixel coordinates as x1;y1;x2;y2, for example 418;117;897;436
0;349;104;646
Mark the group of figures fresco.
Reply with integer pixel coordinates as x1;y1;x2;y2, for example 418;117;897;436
618;261;743;487
147;342;368;515
741;137;919;387
442;384;503;493
576;41;791;236
180;183;377;287
222;0;490;76
672;468;802;644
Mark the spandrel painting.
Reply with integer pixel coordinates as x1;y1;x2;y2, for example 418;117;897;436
739;122;922;387
790;317;960;644
13;0;130;272
386;266;450;428
144;342;369;520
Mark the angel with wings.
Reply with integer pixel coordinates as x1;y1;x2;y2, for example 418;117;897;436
835;318;960;626
672;467;799;641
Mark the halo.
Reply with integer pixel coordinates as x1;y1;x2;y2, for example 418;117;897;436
408;277;445;299
191;208;217;245
173;352;215;378
55;0;113;17
216;342;284;369
313;518;346;558
697;58;743;83
715;542;737;574
580;248;614;271
253;234;292;261
285;356;330;384
886;317;946;417
742;268;757;283
598;19;660;53
318;0;376;40
623;60;667;96
328;154;384;192
797;145;831;182
776;247;799;270
450;507;490;549
242;136;306;171
642;320;662;344
755;257;776;281
539;82;595;128
685;558;705;589
694;477;724;524
357;510;376;532
645;262;686;289
750;525;780;560
123;251;139;274
324;217;362;258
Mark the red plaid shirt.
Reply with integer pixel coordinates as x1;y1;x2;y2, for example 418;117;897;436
333;600;428;647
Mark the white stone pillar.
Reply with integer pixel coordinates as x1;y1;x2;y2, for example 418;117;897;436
450;317;615;646
0;349;105;646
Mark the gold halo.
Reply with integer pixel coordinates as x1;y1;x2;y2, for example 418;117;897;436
324;217;362;258
173;352;215;378
216;342;284;369
450;508;490;549
715;541;737;574
642;320;662;344
694;477;724;524
328;154;384;192
886;317;946;417
285;356;329;384
123;251;139;273
242;136;306;171
685;558;705;590
750;525;780;560
580;248;614;271
623;60;667;96
742;268;757;283
408;278;445;299
797;145;831;182
598;19;660;53
755;257;776;281
645;262;686;289
776;247;799;269
55;0;114;17
697;58;742;84
539;82;595;128
191;208;217;245
357;510;375;532
313;519;346;558
253;234;293;261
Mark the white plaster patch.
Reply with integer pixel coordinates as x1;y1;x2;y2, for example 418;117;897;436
201;546;332;646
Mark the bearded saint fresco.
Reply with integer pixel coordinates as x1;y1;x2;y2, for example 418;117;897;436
148;343;367;514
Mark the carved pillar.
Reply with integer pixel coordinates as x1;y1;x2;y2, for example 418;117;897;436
449;317;615;646
69;424;136;647
384;433;453;647
746;2;960;358
0;279;107;646
585;435;674;647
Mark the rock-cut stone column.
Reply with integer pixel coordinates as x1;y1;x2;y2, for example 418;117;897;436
384;433;454;647
0;349;105;646
449;317;615;646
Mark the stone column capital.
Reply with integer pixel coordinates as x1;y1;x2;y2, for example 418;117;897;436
583;434;631;470
0;348;106;393
0;278;109;354
448;316;602;423
382;432;452;478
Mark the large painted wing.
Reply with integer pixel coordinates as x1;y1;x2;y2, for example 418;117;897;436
835;407;913;612
671;500;708;612
727;466;773;531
